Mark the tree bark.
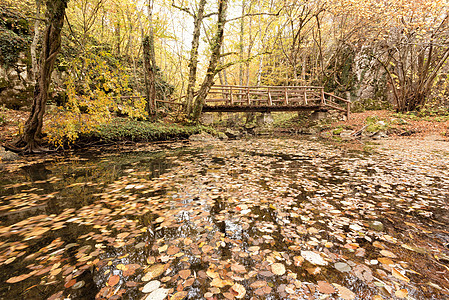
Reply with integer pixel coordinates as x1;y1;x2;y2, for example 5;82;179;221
184;0;207;116
15;0;68;152
143;36;156;119
31;0;42;83
192;0;229;121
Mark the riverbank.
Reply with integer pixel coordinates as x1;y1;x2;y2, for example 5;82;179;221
1;108;448;154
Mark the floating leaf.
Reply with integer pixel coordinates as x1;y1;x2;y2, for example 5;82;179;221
380;250;397;258
179;269;191;280
271;263;286;275
142;280;161;293
231;283;246;299
392;268;410;283
170;291;188;300
317;281;335;294
333;284;355;300
108;275;120;286
301;251;328;266
145;288;169;300
142;264;165;281
395;289;408;298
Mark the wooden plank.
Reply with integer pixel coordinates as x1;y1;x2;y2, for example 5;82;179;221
203;105;322;113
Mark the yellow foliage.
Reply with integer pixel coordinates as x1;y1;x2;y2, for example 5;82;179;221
44;51;147;147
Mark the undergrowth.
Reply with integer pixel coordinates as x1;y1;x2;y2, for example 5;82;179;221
87;118;212;143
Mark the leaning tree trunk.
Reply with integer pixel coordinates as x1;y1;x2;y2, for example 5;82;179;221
16;0;68;152
192;0;229;121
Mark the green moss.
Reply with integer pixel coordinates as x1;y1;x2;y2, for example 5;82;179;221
84;118;213;143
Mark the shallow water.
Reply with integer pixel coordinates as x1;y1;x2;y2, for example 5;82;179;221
0;138;448;299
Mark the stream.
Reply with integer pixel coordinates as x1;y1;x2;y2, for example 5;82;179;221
0;137;448;300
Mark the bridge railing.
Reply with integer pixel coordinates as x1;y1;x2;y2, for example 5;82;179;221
207;85;326;106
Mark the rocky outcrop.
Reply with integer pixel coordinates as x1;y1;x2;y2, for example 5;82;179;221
0;146;20;161
0;52;33;109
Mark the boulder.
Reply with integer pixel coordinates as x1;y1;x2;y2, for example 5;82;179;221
189;132;218;142
216;132;228;140
0;146;20;161
224;128;242;139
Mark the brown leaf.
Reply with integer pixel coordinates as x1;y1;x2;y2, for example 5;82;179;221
271;263;286;275
183;278;195;287
142;264;165;281
170;291;188;300
6;273;33;283
395;289;408;298
64;279;77;289
231;283;246;299
179;269;191;280
231;264;246;273
250;281;267;289
317;281;335;294
108;275;120;286
167;246;180;255
392;268;410;283
333;284;355;300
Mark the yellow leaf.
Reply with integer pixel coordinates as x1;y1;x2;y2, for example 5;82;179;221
392;268;410;283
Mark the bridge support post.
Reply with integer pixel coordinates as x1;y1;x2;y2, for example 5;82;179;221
256;112;274;125
200;113;215;125
310;110;327;121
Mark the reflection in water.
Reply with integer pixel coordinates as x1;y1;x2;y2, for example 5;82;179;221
0;139;448;299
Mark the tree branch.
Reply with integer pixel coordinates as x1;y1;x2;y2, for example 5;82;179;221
225;9;282;23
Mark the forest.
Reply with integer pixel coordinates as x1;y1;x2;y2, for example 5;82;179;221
0;1;449;300
0;0;448;150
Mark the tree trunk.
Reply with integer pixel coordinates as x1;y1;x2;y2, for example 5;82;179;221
184;0;207;116
192;0;229;121
15;0;68;152
31;0;42;83
143;36;156;119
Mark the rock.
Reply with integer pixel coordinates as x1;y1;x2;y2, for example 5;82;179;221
200;113;215;125
369;221;384;231
224;128;241;139
370;130;388;139
340;130;354;139
216;132;228;140
0;147;20;161
189;132;218;142
256;113;274;125
310;111;327;121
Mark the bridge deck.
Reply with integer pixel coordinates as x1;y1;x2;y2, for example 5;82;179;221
204;85;351;118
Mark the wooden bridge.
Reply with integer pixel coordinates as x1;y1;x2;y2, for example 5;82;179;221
202;85;351;118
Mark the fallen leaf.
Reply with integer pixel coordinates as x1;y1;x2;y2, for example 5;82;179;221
142;264;165;281
271;263;286;275
179;269;191;280
301;251;328;266
231;283;246;299
6;273;33;283
395;289;408;298
392;268;410;283
170;291;188;300
333;284;355;300
380;250;397;258
145;288;169;300
108;275;120;286
142;280;161;293
317;281;335;294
